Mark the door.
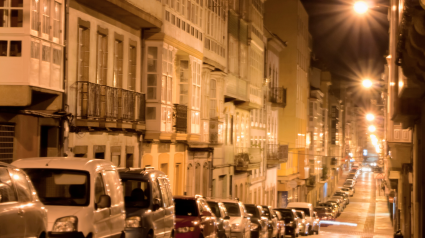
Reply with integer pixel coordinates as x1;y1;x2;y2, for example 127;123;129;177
158;178;174;238
0;167;25;238
102;170;125;236
93;173;112;237
151;178;165;238
198;198;214;237
11;169;44;238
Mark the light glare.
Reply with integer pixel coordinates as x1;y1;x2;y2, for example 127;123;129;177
368;125;376;132
366;114;375;121
354;1;369;14
362;79;373;88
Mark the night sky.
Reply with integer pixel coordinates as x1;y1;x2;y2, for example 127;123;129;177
301;0;389;86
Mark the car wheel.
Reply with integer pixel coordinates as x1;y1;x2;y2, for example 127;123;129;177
147;232;154;238
316;227;320;235
291;232;296;238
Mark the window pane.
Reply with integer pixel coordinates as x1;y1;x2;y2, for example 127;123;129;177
0;10;9;27
9;41;21;57
31;41;40;59
147;47;157;72
11;170;31;202
42;44;50;61
0;41;7;56
147;74;157;86
53;2;61;38
11;0;23;7
0;168;18;203
0;0;8;7
53;48;61;65
10;9;22;27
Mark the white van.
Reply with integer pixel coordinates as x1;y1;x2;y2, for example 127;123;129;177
12;157;126;238
286;202;314;235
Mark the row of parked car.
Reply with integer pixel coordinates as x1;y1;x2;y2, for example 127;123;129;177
1;157;331;238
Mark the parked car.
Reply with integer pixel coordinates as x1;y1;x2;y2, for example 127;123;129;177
286;202;314;235
294;210;309;236
313;206;334;224
311;212;320;234
271;209;285;238
346;174;356;180
273;208;299;238
334;192;349;204
207;199;232;238
332;195;348;206
13;157;126;238
260;205;278;238
329;197;345;210
245;204;268;238
119;167;174;238
222;199;251;238
318;203;338;218
343;181;355;188
174;195;217;238
0;162;48;238
346;178;356;185
326;200;342;214
340;187;354;196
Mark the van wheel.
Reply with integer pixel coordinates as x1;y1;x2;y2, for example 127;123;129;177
147;231;154;238
308;226;313;235
120;231;125;238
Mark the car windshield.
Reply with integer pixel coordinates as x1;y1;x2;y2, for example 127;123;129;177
24;169;89;206
314;208;327;213
342;188;349;191
276;211;293;219
291;207;310;216
245;205;261;218
122;179;150;208
207;202;221;217
261;207;271;218
223;202;241;217
296;211;304;218
174;199;199;216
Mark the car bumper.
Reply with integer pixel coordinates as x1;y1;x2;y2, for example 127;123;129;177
176;232;202;238
230;231;244;238
125;228;148;238
48;232;86;238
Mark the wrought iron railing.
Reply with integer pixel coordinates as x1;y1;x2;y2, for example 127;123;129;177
269;87;287;108
77;81;145;122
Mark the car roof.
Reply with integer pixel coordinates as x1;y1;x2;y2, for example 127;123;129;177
206;198;240;204
274;208;295;212
173;195;198;200
287;202;312;208
12;157;116;173
0;161;18;169
118;168;166;180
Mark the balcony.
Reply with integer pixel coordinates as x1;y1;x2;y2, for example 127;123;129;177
269;87;287;108
234;147;261;172
266;144;289;168
76;82;145;129
225;75;248;101
173;104;188;134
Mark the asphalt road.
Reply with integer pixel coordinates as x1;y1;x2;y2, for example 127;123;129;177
313;170;394;238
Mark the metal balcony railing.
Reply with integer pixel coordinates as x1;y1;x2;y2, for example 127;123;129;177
306;175;316;186
266;144;289;167
269;87;286;108
173;104;187;134
77;81;145;122
234;147;261;171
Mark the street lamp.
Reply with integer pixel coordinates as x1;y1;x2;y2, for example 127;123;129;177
368;125;376;132
354;1;369;14
366;113;375;121
362;79;373;88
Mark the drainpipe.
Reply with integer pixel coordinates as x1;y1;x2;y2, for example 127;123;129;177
61;0;69;156
210;149;214;197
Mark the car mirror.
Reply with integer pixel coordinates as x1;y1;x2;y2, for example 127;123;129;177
245;213;253;218
202;211;213;216
97;195;111;209
224;215;230;220
153;198;161;210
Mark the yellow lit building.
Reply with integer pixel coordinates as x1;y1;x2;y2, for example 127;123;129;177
265;0;311;205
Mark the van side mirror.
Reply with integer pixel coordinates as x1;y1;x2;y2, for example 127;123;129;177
201;211;213;216
153;198;161;210
97;195;111;209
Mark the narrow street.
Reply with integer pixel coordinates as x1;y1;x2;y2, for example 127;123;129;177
317;170;393;238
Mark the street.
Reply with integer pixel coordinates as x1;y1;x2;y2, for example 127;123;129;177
317;171;393;238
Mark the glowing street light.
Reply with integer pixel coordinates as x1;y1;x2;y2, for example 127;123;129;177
366;113;375;121
368;125;376;132
354;1;369;14
362;79;373;88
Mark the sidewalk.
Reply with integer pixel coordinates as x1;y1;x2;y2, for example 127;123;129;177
374;181;393;237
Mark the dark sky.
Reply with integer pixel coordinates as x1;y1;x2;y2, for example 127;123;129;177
301;0;389;85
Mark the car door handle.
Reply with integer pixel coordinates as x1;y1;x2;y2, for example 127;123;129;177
18;209;24;216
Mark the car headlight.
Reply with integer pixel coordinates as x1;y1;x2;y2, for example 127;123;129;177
177;227;195;233
250;223;259;231
126;216;141;228
52;216;78;232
